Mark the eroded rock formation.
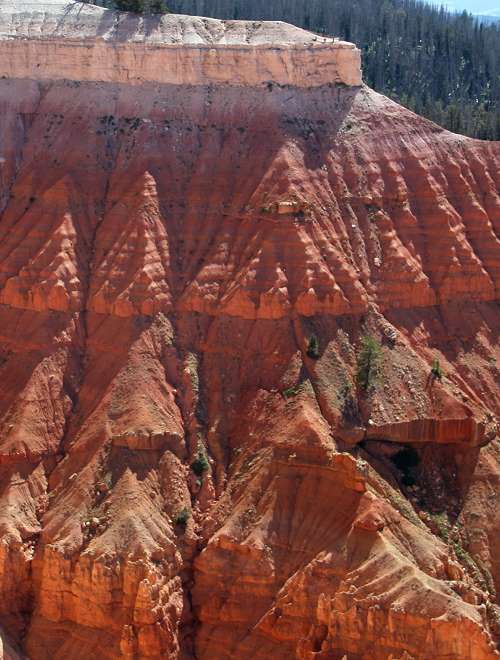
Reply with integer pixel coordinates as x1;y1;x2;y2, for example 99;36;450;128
0;2;499;659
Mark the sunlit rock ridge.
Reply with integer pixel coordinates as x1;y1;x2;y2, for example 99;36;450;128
0;0;362;86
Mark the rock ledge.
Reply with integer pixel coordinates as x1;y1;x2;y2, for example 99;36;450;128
0;0;362;86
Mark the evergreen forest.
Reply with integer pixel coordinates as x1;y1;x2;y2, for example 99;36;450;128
100;0;500;140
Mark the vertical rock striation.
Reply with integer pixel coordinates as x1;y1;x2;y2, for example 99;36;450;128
0;2;498;659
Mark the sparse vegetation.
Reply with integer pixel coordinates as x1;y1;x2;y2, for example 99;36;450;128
427;511;450;540
238;455;256;476
425;512;495;593
356;335;382;392
431;358;443;380
306;334;320;359
283;384;302;398
451;539;492;591
339;380;359;421
185;352;200;395
385;487;422;527
338;380;352;400
164;0;500;140
113;0;168;13
190;447;209;477
175;508;190;527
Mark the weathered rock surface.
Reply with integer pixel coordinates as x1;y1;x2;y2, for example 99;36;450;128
0;1;361;87
0;2;499;659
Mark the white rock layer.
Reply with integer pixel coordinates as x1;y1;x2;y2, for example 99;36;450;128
0;0;362;86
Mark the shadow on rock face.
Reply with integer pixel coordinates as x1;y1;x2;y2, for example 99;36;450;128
360;437;481;521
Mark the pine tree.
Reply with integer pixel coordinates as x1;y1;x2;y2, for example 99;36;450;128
115;0;167;13
160;0;499;141
356;335;382;392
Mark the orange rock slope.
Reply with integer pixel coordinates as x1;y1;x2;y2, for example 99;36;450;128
0;22;499;660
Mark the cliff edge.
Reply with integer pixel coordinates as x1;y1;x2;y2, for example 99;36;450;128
0;0;362;86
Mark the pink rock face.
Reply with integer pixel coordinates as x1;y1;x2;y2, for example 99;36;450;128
0;14;499;659
0;2;362;88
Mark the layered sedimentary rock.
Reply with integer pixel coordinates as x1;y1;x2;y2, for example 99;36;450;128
0;1;499;659
0;1;361;87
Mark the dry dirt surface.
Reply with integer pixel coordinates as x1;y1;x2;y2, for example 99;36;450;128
0;3;499;660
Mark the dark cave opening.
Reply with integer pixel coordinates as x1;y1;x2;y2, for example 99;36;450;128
391;446;421;486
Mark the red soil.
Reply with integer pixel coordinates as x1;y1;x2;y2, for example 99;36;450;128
0;77;499;658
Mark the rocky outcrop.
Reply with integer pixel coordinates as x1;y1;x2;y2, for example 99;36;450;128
0;2;361;87
0;2;499;659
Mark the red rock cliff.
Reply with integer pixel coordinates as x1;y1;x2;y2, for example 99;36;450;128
0;2;499;660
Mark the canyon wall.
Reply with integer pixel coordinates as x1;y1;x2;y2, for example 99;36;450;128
0;2;499;659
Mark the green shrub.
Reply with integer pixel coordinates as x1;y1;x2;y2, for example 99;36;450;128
175;508;190;526
431;358;443;380
356;335;382;391
428;511;450;540
306;334;320;359
283;384;301;398
190;448;209;477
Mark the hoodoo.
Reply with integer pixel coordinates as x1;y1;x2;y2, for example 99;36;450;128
0;1;499;659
